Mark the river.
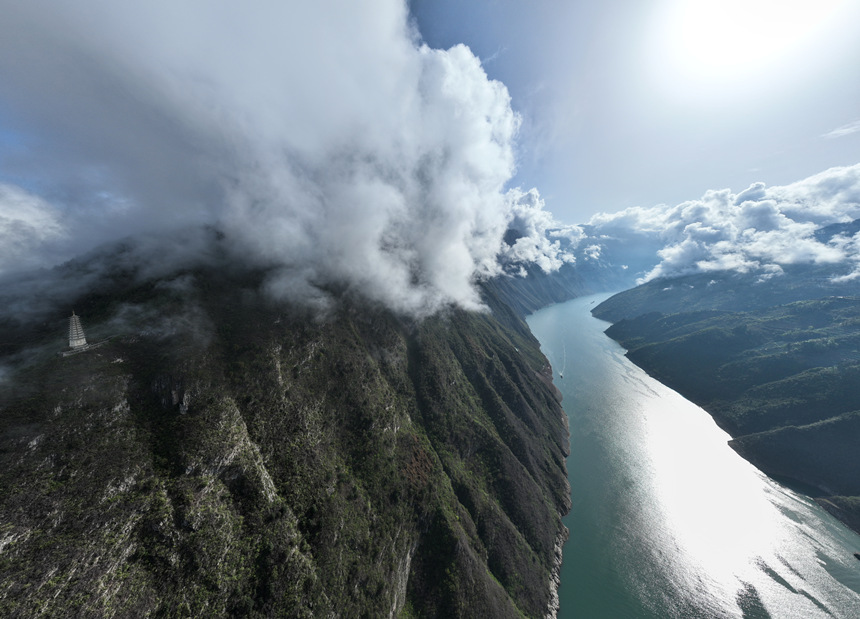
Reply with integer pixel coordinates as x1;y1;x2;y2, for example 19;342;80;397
527;293;860;618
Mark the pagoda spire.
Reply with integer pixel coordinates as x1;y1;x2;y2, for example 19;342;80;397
68;311;87;349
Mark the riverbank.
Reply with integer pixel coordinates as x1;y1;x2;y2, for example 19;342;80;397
544;528;569;619
595;295;860;536
529;294;860;617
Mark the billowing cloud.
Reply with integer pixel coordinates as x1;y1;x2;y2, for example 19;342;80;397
500;188;582;273
733;182;767;205
0;0;567;318
585;163;860;283
766;165;860;224
582;245;601;261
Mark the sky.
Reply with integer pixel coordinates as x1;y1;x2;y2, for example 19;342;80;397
412;0;860;220
1;1;860;317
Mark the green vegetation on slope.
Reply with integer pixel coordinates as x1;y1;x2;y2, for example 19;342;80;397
0;263;569;617
595;275;860;534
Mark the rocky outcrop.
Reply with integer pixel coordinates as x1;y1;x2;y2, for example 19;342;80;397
544;528;569;619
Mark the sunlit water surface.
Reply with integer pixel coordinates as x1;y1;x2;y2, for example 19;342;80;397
528;294;860;618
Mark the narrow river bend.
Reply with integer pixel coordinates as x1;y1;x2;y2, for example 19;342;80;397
528;294;860;618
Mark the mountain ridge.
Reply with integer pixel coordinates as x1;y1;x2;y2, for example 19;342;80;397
0;255;577;617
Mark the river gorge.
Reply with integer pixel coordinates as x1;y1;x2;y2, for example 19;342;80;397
528;294;860;618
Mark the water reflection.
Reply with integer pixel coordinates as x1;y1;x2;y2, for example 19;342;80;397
527;294;860;618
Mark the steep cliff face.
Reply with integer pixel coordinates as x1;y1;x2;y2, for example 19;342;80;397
0;265;569;617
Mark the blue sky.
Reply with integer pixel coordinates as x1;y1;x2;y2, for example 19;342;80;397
411;0;860;222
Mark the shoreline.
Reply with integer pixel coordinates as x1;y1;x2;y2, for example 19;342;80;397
544;527;569;619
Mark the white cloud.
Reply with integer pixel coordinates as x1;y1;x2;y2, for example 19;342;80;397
500;188;581;273
766;165;860;224
0;1;571;317
0;184;66;276
831;269;860;283
583;245;601;261
733;181;767;205
219;40;523;316
586;204;674;235
586;163;860;283
822;120;860;139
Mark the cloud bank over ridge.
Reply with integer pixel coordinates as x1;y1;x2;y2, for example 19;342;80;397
0;0;575;316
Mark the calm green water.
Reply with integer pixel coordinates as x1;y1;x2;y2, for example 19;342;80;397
528;294;860;618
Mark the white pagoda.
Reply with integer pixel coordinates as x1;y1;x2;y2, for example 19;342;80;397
68;311;88;349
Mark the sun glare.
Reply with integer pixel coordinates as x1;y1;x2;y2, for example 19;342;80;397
657;0;845;83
